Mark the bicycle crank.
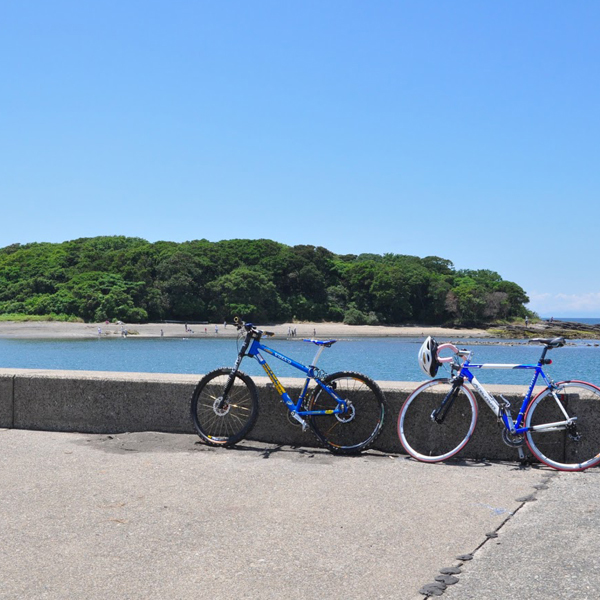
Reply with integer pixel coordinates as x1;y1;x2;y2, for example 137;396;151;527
502;429;524;448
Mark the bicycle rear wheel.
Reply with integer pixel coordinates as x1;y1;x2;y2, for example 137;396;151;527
190;368;259;447
525;380;600;471
398;378;478;462
306;372;386;455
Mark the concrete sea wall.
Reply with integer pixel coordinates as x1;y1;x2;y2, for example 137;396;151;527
0;367;557;461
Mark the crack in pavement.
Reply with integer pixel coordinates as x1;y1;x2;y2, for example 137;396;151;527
418;471;558;598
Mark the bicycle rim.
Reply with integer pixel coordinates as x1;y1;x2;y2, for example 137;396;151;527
525;380;600;471
398;379;478;462
307;372;386;454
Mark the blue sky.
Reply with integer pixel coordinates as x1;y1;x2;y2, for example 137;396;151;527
2;1;599;316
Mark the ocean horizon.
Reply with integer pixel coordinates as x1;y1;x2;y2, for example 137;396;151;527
550;317;600;325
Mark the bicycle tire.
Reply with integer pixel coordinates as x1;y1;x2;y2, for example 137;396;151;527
398;378;478;462
190;367;259;447
306;371;386;455
525;380;600;471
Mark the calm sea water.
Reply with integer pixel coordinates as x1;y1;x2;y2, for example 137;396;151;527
555;317;600;325
1;335;599;385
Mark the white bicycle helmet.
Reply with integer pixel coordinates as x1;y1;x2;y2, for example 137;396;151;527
418;336;440;378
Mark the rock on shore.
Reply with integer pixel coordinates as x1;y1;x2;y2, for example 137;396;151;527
489;319;600;340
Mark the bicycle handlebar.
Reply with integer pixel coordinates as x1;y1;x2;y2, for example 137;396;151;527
436;342;461;363
233;317;274;337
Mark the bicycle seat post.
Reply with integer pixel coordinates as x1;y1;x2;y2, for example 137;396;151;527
310;344;326;368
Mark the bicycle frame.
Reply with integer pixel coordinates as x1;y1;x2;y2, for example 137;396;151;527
450;345;572;435
226;329;347;428
458;361;548;434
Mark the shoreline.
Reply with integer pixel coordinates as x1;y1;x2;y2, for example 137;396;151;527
0;320;490;340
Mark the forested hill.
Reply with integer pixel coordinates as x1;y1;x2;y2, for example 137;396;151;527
0;236;530;326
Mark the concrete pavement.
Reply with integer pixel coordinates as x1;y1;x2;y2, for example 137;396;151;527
441;468;600;599
0;429;597;599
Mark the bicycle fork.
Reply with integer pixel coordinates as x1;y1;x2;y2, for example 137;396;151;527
215;347;248;412
431;378;463;423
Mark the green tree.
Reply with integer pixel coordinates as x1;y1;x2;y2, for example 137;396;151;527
206;267;288;322
0;236;532;326
369;266;413;323
155;252;211;320
66;273;147;322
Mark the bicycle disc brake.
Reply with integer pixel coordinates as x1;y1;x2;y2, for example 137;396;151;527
213;396;231;416
335;401;356;423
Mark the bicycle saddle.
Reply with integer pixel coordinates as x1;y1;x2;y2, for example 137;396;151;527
530;337;565;348
303;339;337;347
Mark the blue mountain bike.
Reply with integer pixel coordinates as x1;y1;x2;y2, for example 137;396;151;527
398;336;600;471
191;319;386;454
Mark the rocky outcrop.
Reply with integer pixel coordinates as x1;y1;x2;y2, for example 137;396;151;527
489;319;600;340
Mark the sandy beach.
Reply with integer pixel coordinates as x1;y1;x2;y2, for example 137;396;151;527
0;320;489;340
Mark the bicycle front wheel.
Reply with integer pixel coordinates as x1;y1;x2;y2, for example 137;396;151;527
525;380;600;471
398;379;478;462
306;372;386;455
190;368;259;447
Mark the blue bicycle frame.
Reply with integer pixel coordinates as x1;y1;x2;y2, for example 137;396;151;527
227;326;348;429
444;335;576;441
457;357;555;435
